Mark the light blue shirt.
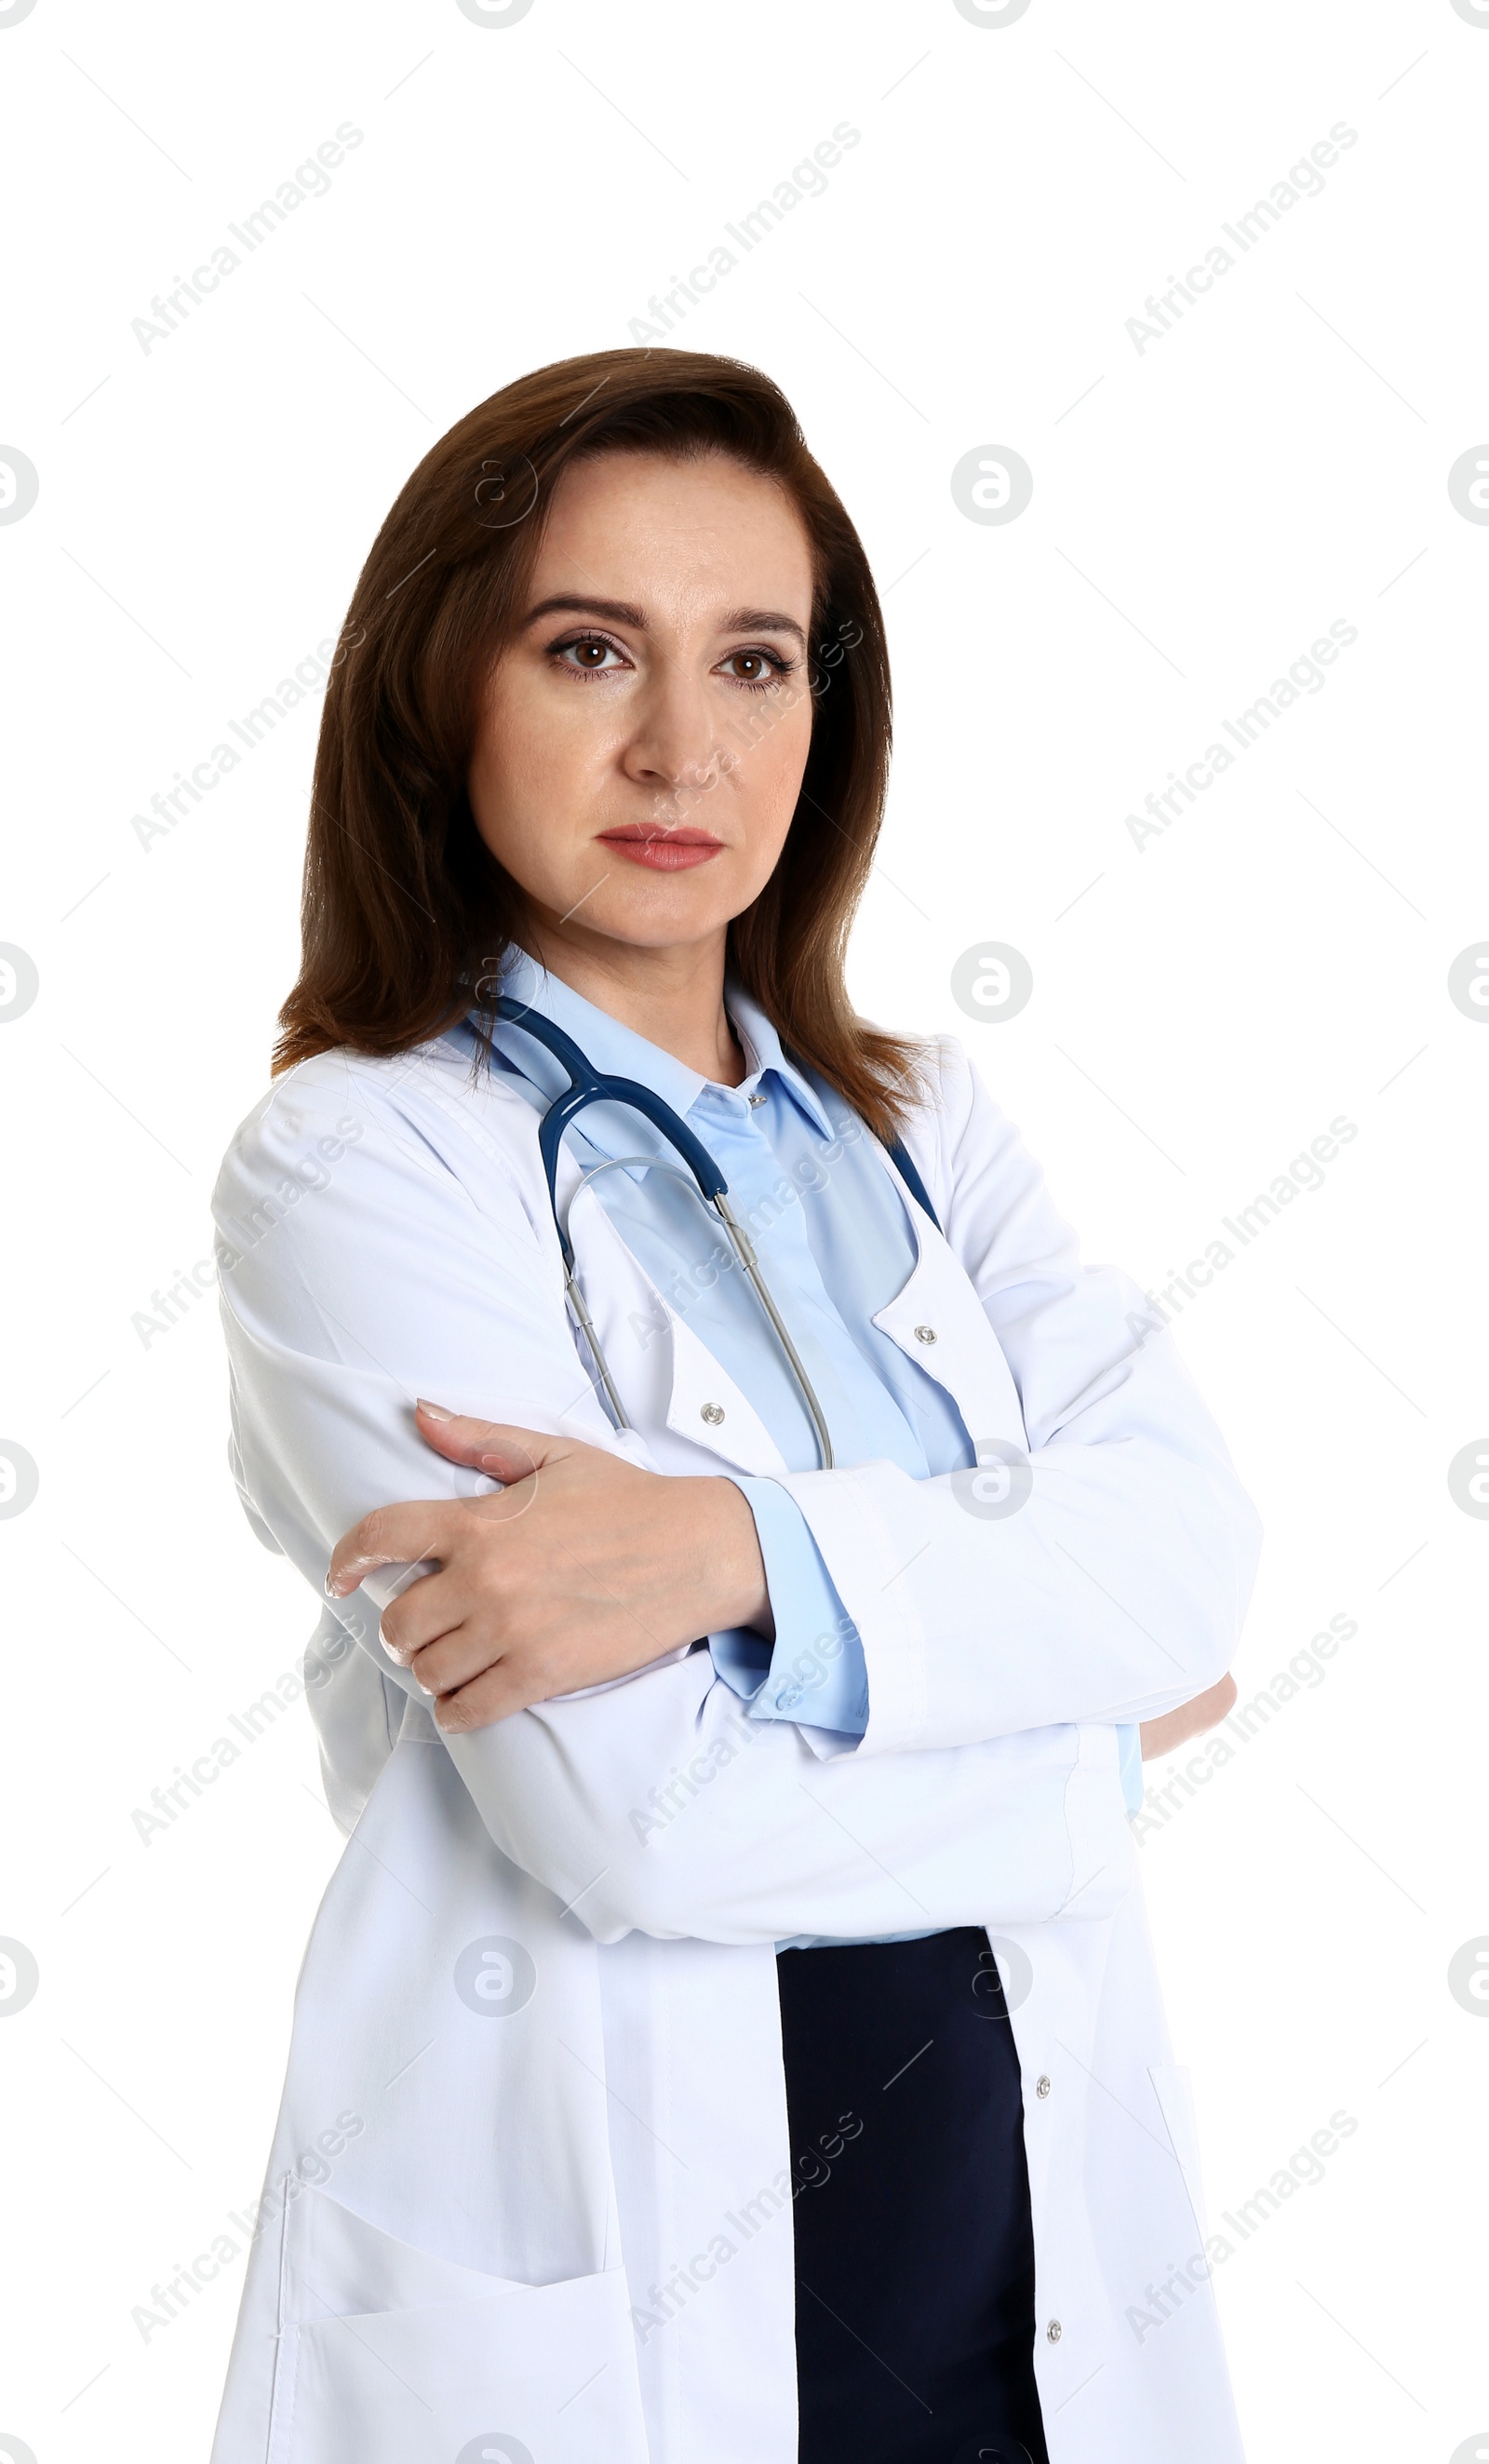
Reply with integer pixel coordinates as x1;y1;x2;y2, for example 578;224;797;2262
476;951;1144;1842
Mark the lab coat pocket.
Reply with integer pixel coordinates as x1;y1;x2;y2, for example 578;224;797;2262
269;2188;649;2464
1148;2061;1212;2248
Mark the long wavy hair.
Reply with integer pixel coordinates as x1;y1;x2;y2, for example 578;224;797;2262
275;346;923;1139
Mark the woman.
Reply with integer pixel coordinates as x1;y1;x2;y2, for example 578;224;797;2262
210;348;1256;2464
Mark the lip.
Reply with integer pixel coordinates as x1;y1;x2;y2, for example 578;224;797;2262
596;826;724;872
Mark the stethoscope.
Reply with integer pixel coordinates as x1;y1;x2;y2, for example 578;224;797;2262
490;997;940;1474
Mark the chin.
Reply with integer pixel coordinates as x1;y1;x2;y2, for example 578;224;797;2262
580;871;747;943
600;896;736;948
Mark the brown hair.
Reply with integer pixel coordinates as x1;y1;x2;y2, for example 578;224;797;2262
275;346;924;1138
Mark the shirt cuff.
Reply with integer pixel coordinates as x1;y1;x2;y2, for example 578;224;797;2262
711;1475;868;1738
1118;1722;1144;1817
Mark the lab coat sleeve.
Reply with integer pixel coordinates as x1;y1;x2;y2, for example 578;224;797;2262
769;1038;1264;1754
213;1056;1134;1946
734;1478;1138;1794
727;1480;1144;1792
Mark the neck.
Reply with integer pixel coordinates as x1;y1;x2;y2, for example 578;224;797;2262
521;922;744;1086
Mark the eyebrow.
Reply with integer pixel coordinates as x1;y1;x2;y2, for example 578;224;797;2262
522;594;808;652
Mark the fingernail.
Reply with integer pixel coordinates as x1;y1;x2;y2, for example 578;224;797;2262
417;1398;453;1421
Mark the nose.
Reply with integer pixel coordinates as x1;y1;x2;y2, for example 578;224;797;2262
621;663;727;815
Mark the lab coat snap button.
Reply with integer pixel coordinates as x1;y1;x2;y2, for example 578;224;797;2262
1046;2319;1062;2344
1036;2074;1052;2099
700;1402;726;1425
914;1324;937;1345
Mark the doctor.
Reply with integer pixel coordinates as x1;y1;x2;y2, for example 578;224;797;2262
210;346;1257;2464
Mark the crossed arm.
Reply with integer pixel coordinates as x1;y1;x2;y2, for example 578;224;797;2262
330;1404;1238;1763
317;1407;1235;1942
216;1048;1256;1938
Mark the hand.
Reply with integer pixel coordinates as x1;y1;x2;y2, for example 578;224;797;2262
326;1403;771;1732
1139;1673;1237;1761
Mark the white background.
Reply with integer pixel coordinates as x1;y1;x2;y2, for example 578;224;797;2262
2;0;1486;2457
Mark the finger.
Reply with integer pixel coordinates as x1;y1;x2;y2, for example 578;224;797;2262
414;1405;560;1487
1174;1674;1234;1734
327;1500;454;1597
407;1619;514;1700
379;1569;469;1663
431;1660;542;1734
1139;1705;1189;1760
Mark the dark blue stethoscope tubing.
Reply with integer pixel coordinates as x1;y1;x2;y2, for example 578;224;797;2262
490;992;941;1246
491;998;730;1265
486;992;938;1480
536;1078;727;1243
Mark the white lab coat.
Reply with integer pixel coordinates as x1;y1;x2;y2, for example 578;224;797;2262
208;1025;1260;2464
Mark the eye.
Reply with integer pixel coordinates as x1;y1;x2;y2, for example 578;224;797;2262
717;647;795;690
551;632;630;678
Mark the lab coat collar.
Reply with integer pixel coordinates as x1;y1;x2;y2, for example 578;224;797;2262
479;947;837;1144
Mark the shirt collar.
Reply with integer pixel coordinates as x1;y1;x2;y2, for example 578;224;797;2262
481;948;837;1142
724;982;836;1139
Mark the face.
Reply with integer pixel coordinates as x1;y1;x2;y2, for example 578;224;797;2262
467;449;817;965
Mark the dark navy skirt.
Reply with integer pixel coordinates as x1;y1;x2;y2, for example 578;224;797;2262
776;1927;1050;2464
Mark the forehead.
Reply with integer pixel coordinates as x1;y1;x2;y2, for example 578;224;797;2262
529;449;815;616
